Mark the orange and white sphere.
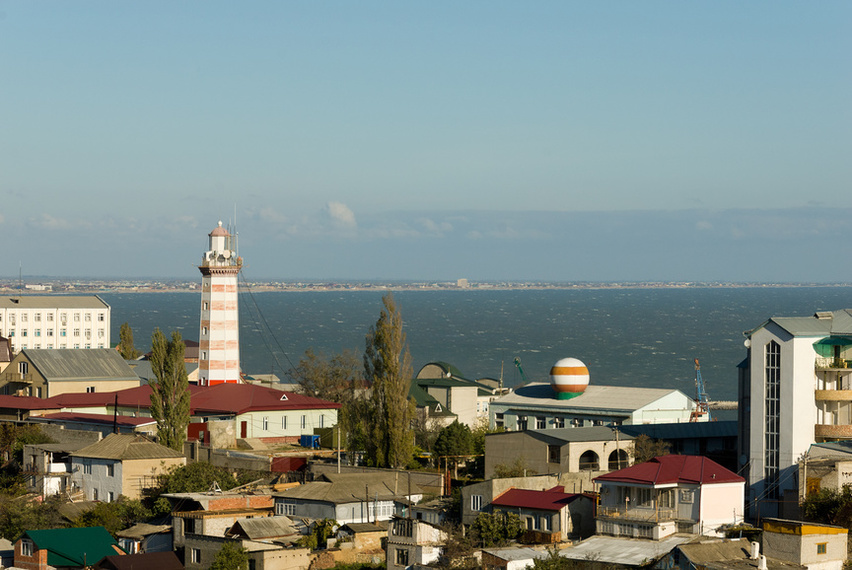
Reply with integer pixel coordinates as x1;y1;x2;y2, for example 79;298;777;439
549;357;589;400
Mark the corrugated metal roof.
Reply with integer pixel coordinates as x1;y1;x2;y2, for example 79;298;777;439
761;309;852;337
227;516;298;539
493;382;687;413
275;472;422;504
491;486;582;511
72;433;184;460
115;523;172;539
0;295;109;309
25;348;140;382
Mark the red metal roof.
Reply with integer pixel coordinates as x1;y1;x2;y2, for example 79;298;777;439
37;412;157;427
491;486;582;511
594;455;745;486
190;383;341;415
0;394;62;411
35;383;338;417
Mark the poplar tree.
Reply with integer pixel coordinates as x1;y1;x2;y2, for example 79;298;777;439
118;322;140;360
149;329;191;451
363;293;416;469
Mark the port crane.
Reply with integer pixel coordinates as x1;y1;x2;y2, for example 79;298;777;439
513;357;530;385
690;358;711;422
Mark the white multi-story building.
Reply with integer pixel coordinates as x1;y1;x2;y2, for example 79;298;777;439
741;309;852;520
197;221;241;386
0;296;110;352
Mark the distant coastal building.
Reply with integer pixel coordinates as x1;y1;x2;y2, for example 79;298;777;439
414;361;508;427
197;221;242;386
740;309;852;520
0;295;111;352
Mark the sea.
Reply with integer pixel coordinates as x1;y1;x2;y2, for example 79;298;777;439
99;287;852;408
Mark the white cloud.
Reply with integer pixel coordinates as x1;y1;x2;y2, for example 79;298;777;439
27;213;76;231
323;201;357;229
696;220;713;231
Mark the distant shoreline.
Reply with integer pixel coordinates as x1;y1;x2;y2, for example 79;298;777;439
1;281;851;295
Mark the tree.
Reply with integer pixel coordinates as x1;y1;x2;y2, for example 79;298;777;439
287;348;362;403
118;322;140;360
802;486;852;528
0;495;67;541
471;512;524;547
72;496;151;536
363;293;416;469
434;421;474;475
493;456;537;479
210;540;249;570
149;329;191;451
632;434;671;464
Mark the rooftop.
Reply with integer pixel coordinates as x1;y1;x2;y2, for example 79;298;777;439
493;382;691;413
71;433;185;461
0;295;109;309
491;486;586;511
595;455;745;486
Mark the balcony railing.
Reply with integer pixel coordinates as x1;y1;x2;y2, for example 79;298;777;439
815;390;852;402
1;372;33;385
816;357;852;370
815;424;852;439
597;505;677;523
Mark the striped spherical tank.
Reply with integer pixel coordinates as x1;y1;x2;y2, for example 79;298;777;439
550;357;589;400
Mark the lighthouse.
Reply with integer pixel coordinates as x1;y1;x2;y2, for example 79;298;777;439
198;221;242;386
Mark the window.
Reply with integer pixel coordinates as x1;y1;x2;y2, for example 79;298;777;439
471;494;483;511
202;326;208;335
73;328;80;337
98;313;105;322
319;415;324;428
34;313;41;322
277;499;296;516
18;362;28;375
203;302;209;311
21;314;27;322
73;313;80;322
92;488;98;500
191;548;201;564
7;329;13;337
579;450;600;471
536;416;546;429
47;313;53;322
765;340;781;499
184;518;196;534
85;313;91;322
495;412;504;428
553;417;565;428
108;491;115;502
21;330;27;337
817;543;827;555
301;415;306;429
21;539;34;556
98;329;104;338
680;489;694;503
60;329;66;337
282;416;287;429
393;519;413;537
517;416;528;430
47;329;53;337
395;548;409;566
107;464;114;477
35;329;40;337
85;330;91;339
262;417;269;431
60;312;67;324
86;386;96;393
83;462;92;474
548;445;561;464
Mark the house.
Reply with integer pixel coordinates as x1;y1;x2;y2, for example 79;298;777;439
410;383;458;428
489;381;702;431
462;474;560;526
94;551;184;570
337;522;388;552
14;526;123;570
115;523;173;555
559;534;693;567
225;516;303;544
183;536;310;570
273;472;423;525
763;518;848;570
0;348;141;398
490;486;596;542
22;441;89;497
416;361;508;426
0;295;111;352
166;491;274;551
740;309;852;519
484;425;634;479
0;394;63;420
657;537;806;570
595;455;745;539
70;433;186;501
386;517;447;570
620;420;739;472
29;412;159;438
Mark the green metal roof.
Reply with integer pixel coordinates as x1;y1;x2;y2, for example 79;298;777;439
24;526;122;566
752;309;852;338
408;384;456;417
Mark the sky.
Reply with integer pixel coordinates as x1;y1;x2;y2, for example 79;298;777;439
1;2;850;282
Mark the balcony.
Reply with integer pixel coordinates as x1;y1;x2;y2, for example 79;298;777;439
815;424;852;439
815;390;852;402
816;357;852;371
1;372;33;385
597;505;677;523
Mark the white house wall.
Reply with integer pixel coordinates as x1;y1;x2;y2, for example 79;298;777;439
236;409;338;439
632;392;701;424
697;482;745;536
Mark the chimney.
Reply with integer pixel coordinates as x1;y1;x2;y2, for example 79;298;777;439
750;541;760;560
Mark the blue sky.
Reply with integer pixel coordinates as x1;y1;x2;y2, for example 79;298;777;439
1;2;850;281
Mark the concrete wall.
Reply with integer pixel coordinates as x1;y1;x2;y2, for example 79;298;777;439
698;482;745;536
122;456;186;500
462;475;559;526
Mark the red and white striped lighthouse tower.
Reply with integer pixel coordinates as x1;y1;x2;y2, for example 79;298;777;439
198;221;242;386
